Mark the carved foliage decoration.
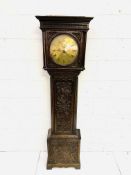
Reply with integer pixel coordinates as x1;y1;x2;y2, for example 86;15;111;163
48;139;79;164
72;32;81;41
55;81;73;132
47;31;57;40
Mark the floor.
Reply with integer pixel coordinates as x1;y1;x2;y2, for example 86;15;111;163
0;151;130;175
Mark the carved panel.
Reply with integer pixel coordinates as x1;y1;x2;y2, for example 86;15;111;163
46;31;57;40
48;138;79;164
55;81;73;132
72;32;81;41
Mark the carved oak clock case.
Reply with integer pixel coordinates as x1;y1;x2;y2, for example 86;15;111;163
36;16;93;169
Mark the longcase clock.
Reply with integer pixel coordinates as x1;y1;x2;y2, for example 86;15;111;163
36;16;93;169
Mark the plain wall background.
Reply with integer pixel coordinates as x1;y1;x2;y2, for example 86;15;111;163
0;0;131;153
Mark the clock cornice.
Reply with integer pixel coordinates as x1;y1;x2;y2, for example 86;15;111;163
36;16;93;31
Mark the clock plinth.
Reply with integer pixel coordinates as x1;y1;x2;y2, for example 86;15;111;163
36;16;93;169
47;129;81;169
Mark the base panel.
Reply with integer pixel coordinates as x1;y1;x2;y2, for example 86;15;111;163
47;129;81;169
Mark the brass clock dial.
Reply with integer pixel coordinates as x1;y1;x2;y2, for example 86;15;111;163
50;34;79;66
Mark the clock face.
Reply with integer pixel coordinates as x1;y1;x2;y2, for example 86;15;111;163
50;34;79;66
